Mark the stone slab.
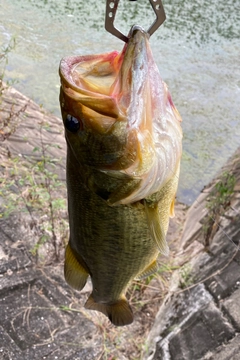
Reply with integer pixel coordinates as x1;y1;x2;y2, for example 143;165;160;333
1;85;66;181
0;326;22;360
180;192;209;249
145;147;240;360
0;268;102;360
205;260;240;301
144;284;213;359
203;334;240;360
222;288;240;331
168;302;235;360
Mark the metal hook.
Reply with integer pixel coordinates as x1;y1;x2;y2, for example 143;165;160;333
105;0;166;43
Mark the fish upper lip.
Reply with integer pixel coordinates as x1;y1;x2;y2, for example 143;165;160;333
128;25;149;42
129;25;145;36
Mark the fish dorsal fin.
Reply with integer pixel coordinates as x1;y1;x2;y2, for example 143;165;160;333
64;243;89;291
85;295;133;327
144;201;169;256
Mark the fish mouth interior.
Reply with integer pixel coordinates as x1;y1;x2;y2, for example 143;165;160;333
59;25;150;96
59;22;152;122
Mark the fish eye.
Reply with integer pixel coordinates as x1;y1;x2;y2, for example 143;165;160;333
65;114;81;133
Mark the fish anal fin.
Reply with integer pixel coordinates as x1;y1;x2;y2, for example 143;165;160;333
135;259;158;280
144;201;169;256
64;243;89;291
85;295;133;327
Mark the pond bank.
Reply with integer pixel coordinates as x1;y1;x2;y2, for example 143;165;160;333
145;147;240;359
1;84;239;359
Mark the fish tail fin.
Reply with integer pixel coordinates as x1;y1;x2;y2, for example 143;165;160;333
64;242;89;291
85;295;133;326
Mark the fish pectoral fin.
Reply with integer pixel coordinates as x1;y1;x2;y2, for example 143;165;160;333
64;243;89;291
85;295;133;327
107;178;141;205
135;259;158;280
144;201;169;256
170;198;175;218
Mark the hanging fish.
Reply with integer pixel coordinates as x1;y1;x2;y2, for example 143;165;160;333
59;25;182;326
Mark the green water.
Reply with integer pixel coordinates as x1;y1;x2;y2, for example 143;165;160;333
0;0;239;204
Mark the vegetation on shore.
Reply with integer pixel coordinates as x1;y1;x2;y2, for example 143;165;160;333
203;171;236;246
1;40;68;263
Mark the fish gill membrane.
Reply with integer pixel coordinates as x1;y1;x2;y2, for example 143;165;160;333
59;26;182;326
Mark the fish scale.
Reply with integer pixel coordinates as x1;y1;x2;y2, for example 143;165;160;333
67;152;157;300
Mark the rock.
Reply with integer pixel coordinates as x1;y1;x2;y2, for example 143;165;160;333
144;146;240;360
167;301;235;360
0;214;102;360
0;84;66;181
203;334;240;360
222;288;240;331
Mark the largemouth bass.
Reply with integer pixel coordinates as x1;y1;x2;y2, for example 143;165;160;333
59;25;182;326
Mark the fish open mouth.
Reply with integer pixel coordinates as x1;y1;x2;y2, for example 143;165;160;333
59;26;151;118
59;26;182;205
